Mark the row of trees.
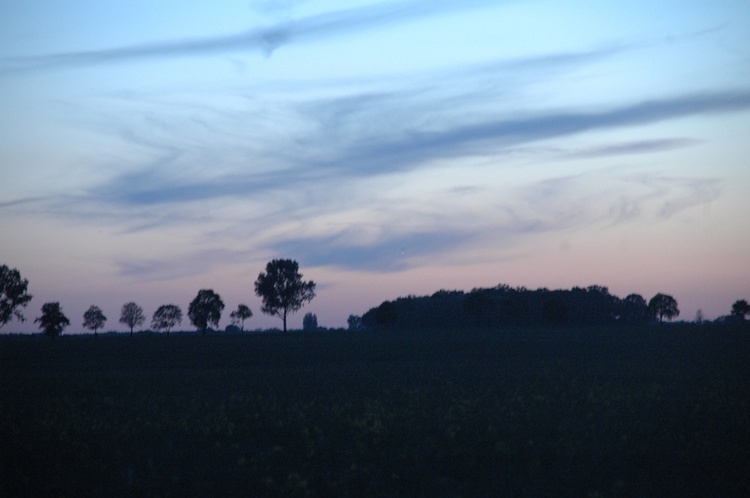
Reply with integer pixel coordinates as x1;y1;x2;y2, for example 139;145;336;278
3;263;750;335
0;260;316;336
117;291;252;336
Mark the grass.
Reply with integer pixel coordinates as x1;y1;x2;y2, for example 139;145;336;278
1;324;749;497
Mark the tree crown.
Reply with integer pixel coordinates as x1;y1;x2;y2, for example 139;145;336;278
188;289;224;334
0;265;33;329
230;304;252;330
647;293;680;323
254;259;315;332
35;302;70;337
152;304;183;333
83;305;107;332
731;299;750;319
255;260;315;315
120;302;145;332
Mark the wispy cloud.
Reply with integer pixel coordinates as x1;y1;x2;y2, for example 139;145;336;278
83;89;750;208
563;138;700;159
260;170;724;273
0;0;502;74
273;229;473;271
342;90;750;170
0;196;47;210
115;247;255;282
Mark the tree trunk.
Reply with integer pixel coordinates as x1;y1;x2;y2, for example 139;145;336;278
283;310;287;333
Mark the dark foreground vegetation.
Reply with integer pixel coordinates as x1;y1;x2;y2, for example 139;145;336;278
2;324;749;497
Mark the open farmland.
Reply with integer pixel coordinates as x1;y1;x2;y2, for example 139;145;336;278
1;325;749;497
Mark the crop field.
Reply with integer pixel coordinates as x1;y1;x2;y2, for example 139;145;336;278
1;325;749;497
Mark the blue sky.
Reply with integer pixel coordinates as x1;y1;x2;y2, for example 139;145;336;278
1;0;749;332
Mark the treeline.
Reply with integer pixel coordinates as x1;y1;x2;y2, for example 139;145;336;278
0;260;316;336
4;262;750;335
358;285;693;330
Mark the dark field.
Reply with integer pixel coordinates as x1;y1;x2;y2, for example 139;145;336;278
1;325;749;497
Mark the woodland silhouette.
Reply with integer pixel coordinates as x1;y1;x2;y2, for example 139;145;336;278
357;285;691;331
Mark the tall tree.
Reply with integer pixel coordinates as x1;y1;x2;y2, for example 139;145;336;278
229;304;253;331
647;293;680;323
255;259;316;333
120;302;145;336
188;289;225;336
82;305;107;338
152;304;183;335
731;299;750;321
35;302;70;337
0;264;33;329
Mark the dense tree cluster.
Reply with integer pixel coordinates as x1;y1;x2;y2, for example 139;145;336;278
361;285;686;330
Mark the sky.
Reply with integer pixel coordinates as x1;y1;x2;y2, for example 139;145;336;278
1;0;749;333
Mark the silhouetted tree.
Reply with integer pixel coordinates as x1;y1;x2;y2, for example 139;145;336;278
0;264;33;329
647;293;679;323
152;304;182;335
302;312;318;331
255;259;316;333
120;302;145;336
463;291;494;326
82;305;107;338
229;304;253;331
731;299;750;321
188;289;225;336
35;302;69;337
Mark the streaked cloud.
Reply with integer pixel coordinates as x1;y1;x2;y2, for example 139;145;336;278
0;0;502;74
563;138;700;159
115;247;255;282
258;170;724;273
79;89;750;208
